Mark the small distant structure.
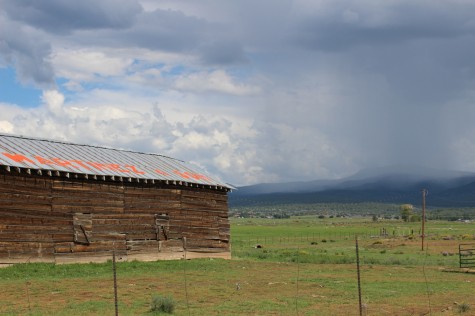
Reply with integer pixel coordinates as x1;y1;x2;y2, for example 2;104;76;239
0;133;232;264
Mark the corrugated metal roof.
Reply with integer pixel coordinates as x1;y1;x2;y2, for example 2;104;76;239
0;133;232;190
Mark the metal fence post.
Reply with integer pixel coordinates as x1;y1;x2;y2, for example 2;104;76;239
355;236;363;316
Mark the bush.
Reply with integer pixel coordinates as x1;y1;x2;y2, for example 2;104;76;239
457;303;470;314
410;214;421;222
150;295;175;314
257;252;268;260
461;234;474;240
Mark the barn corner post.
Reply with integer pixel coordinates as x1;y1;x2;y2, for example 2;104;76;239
182;236;187;260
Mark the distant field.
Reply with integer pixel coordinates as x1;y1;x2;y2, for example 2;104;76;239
231;216;475;267
0;216;474;315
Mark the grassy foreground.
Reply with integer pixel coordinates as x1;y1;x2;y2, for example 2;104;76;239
0;216;474;315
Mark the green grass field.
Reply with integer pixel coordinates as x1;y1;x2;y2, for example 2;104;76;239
231;216;474;267
0;216;474;315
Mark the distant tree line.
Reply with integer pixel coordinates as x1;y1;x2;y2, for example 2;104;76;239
230;202;475;220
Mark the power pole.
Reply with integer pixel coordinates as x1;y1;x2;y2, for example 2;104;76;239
421;189;427;251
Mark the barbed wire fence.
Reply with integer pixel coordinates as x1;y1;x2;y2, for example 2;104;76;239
13;230;469;315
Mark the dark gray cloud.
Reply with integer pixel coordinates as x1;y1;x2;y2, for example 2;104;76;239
121;9;207;52
2;0;142;34
63;8;247;65
3;0;475;184
0;15;54;86
291;1;475;51
199;40;247;65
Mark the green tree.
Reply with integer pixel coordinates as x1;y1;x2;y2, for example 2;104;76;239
410;214;421;222
400;204;413;222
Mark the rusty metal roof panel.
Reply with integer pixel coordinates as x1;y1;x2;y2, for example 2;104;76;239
0;133;232;189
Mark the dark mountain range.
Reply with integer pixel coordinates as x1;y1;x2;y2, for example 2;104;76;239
229;166;475;207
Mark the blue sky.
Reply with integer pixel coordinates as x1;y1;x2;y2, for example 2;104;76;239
0;67;42;107
1;0;475;186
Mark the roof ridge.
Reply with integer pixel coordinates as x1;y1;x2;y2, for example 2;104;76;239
0;132;182;162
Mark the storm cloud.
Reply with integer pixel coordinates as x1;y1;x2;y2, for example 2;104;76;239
1;0;475;185
2;0;142;33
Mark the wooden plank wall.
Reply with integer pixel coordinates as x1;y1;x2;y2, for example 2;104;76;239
0;170;230;263
179;189;230;252
52;180;128;262
0;174;58;261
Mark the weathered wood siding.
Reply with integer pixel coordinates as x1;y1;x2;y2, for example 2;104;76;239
0;170;230;263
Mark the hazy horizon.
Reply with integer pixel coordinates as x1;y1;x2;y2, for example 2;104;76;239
237;163;475;187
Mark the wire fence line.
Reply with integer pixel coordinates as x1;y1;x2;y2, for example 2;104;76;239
110;245;337;315
9;225;471;315
13;235;465;315
232;228;430;247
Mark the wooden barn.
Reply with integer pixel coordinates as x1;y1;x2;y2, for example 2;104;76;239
0;133;232;264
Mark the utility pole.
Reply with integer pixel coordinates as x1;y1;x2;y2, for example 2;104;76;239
421;189;427;251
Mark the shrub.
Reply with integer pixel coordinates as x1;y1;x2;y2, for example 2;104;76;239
461;234;474;240
409;214;421;222
456;302;470;314
257;253;268;260
387;257;402;265
150;295;175;314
